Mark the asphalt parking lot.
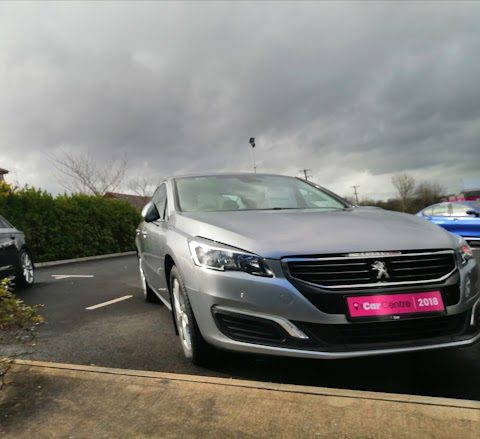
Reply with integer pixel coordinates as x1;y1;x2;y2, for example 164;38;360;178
14;248;480;401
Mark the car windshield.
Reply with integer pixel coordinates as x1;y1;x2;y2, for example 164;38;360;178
174;175;347;212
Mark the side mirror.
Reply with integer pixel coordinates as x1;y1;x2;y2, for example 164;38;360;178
141;202;160;222
466;209;480;217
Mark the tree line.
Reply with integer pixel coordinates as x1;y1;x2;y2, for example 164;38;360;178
355;173;445;214
9;151;448;214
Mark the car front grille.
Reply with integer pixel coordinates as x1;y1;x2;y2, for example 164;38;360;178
213;308;474;353
285;250;456;288
295;312;469;347
295;283;461;315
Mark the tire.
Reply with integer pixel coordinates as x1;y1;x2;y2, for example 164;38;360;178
170;266;213;366
16;250;34;288
138;257;161;303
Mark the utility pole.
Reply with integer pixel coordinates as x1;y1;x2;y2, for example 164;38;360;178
352;185;360;205
249;138;257;173
299;169;311;181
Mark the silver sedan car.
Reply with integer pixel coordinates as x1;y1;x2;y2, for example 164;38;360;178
135;174;480;366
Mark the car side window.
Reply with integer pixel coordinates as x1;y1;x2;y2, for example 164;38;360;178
152;184;167;220
432;204;450;217
451;204;472;217
422;207;433;216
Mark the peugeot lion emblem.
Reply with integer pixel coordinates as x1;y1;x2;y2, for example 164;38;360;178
371;260;389;280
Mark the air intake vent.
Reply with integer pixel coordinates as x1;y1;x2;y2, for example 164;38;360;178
296;312;469;346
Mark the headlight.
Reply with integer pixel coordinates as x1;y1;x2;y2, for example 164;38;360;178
456;237;474;266
188;238;273;277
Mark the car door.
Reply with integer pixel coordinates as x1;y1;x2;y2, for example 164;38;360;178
450;203;480;239
0;216;19;278
141;183;170;303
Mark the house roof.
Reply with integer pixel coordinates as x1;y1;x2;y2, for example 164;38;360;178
104;192;151;210
0;168;9;175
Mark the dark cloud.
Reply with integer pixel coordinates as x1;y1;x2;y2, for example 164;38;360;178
0;2;480;197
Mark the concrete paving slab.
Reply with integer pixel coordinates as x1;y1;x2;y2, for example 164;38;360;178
0;361;479;438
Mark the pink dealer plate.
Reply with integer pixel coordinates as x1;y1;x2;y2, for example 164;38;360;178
346;291;445;319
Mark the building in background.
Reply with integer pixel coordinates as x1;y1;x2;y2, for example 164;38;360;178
443;178;480;202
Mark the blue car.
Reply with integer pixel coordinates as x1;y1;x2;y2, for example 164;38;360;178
417;201;480;243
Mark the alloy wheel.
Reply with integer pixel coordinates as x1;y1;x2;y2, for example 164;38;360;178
172;278;192;357
22;253;34;284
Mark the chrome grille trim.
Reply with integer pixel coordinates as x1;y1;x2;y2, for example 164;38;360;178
213;306;309;339
283;250;457;289
282;250;455;262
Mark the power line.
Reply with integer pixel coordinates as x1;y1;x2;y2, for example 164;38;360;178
352;185;360;204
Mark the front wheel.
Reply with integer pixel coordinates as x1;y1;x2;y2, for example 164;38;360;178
16;250;34;288
170;266;213;366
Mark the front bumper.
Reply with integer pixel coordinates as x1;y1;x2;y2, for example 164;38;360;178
184;258;480;359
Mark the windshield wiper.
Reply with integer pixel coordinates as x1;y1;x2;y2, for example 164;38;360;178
269;207;348;211
262;207;299;210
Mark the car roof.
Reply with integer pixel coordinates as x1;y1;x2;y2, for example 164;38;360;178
168;172;294;181
448;201;479;207
427;201;475;205
423;200;480;209
419;200;473;213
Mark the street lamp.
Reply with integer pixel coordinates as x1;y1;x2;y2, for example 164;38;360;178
249;137;257;173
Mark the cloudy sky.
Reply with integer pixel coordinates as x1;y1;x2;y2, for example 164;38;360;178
1;1;480;200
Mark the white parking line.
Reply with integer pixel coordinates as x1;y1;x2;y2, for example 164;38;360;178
86;295;133;310
52;275;95;280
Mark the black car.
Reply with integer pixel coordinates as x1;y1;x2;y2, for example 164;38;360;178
0;215;34;287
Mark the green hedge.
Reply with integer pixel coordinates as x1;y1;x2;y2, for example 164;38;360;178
0;183;141;262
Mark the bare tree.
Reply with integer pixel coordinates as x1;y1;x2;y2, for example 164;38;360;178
392;173;416;212
415;181;444;208
342;195;355;205
126;175;160;197
50;151;127;196
359;198;378;207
